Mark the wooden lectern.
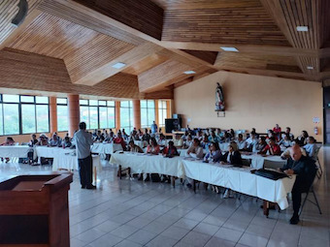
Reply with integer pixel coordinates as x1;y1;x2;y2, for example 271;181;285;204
0;173;73;247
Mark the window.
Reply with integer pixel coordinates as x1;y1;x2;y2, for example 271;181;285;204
140;100;155;128
57;98;68;132
79;99;115;130
158;100;168;127
0;94;49;136
120;101;133;132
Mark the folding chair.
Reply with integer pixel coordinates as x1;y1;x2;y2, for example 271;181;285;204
314;145;323;179
299;173;322;216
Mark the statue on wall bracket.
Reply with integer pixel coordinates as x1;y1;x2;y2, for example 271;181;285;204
215;82;225;112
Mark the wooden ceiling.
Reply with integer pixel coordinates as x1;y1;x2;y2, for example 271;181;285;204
1;0;330;99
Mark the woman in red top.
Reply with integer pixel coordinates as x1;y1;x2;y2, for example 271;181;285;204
273;124;282;139
259;137;281;155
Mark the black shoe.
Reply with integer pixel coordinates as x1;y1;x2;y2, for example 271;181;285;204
86;185;97;190
186;183;192;189
81;185;86;189
290;215;300;225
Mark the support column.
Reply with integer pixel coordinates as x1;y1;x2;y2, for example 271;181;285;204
115;101;121;133
68;94;80;137
132;100;141;129
49;97;57;134
154;100;159;127
166;100;172;118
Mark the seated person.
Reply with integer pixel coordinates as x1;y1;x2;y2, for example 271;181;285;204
62;136;72;148
157;133;167;147
278;133;293;149
259;137;281;155
37;134;49;146
105;131;115;142
113;133;127;151
204;142;222;163
237;133;248;151
267;129;278;142
29;134;38;147
246;133;258;152
122;129;129;140
281;143;306;159
220;141;242;166
93;130;102;142
201;134;211;151
296;130;309;146
162;141;179;157
1;137;15;163
208;131;220;143
146;137;160;155
279;145;317;224
181;131;189;141
285;127;295;141
220;141;242;198
49;133;62;147
128;140;144;153
182;134;193;149
303;136;317;160
141;128;151;147
273;124;282;140
172;133;183;148
186;138;204;159
253;136;267;153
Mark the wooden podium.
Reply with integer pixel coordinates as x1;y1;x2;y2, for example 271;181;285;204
0;173;73;247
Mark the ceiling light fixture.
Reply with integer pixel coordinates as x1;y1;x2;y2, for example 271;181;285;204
296;26;308;32
184;71;196;75
307;66;314;70
111;62;126;69
220;47;239;52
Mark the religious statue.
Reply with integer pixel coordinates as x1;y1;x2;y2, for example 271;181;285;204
215;82;225;111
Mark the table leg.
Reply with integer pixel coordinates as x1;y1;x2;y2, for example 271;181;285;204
263;200;269;218
118;165;122;179
171;176;175;188
94;166;97;185
193;180;196;193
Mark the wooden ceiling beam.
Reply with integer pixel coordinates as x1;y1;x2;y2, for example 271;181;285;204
71;42;163;86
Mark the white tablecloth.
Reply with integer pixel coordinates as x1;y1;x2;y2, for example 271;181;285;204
0;146;31;158
182;159;295;210
91;143;122;154
241;154;285;169
110;152;185;178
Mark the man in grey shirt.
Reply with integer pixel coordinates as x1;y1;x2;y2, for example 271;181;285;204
73;122;95;189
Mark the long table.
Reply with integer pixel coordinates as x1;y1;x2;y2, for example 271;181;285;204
91;143;122;154
182;159;295;211
110;152;185;186
0;146;31;159
241;153;285;169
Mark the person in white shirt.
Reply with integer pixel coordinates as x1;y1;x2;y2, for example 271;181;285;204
186;138;204;159
73;122;95;190
246;133;258;151
303;136;318;160
172;133;183;148
237;133;247;151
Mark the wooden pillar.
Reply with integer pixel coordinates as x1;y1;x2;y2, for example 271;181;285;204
115;101;121;132
166;100;172;118
132;100;141;129
49;97;57;134
155;100;159;126
68;94;80;137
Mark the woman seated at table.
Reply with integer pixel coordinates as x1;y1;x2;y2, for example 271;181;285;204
37;134;49;146
253;136;267;153
146;137;160;155
128;140;144;153
186;138;204;159
220;141;242;166
157;134;167;147
258;137;281;156
303;136;317;160
173;133;183;148
220;141;242;198
1;137;16;163
201;133;211;151
237;133;248;151
182;134;193;149
113;133;127;151
204;142;222;163
296;130;309;146
49;133;62;147
278;133;292;149
162;141;179;157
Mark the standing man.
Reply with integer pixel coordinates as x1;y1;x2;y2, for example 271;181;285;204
151;120;158;135
73;122;95;189
280;145;317;224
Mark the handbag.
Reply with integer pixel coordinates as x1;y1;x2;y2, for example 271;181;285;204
252;168;289;180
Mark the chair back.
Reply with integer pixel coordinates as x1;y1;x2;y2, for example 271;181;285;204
263;159;286;170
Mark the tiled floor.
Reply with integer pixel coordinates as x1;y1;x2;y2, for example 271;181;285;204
1;148;329;247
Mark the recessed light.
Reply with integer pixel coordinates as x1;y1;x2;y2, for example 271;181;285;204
307;66;314;70
220;47;239;52
184;71;196;75
296;26;308;32
111;62;126;69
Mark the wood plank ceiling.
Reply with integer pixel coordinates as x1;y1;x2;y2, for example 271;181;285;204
0;0;329;99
